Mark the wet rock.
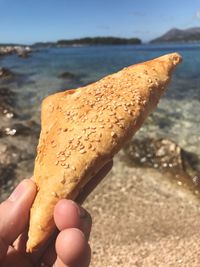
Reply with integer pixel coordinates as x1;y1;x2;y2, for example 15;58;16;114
0;163;16;197
17;47;31;58
123;138;184;171
0;67;16;80
123;138;200;193
0;120;40;137
0;142;21;165
58;71;78;80
0;87;17;118
0;141;35;201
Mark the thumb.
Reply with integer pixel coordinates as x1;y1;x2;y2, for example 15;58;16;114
0;179;36;260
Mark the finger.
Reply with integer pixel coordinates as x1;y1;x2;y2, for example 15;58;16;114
0;179;36;260
54;200;92;240
0;246;32;267
76;160;113;204
30;160;110;264
55;228;91;267
40;200;92;266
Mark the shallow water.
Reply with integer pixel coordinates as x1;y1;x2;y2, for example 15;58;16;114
0;43;200;163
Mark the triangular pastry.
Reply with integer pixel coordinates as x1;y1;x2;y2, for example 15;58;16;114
26;53;182;252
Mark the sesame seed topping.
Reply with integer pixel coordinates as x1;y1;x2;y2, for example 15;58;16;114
55;161;59;165
111;131;117;137
60;156;66;161
51;191;58;197
60;177;66;184
79;149;86;154
65;151;71;156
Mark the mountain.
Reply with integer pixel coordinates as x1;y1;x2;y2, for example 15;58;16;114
150;27;200;43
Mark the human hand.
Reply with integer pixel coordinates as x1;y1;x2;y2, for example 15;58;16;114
0;161;112;267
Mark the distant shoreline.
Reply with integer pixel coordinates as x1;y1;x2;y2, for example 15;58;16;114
0;36;142;48
33;37;142;48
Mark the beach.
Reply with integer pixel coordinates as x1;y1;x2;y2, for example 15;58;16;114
0;43;200;266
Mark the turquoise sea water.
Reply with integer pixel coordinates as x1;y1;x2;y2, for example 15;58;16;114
0;43;200;160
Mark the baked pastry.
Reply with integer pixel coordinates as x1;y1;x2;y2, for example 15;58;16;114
26;53;182;252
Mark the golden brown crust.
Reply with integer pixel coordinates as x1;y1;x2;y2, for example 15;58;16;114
26;53;182;252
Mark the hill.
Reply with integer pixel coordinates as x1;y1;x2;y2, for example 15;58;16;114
33;37;141;48
150;27;200;43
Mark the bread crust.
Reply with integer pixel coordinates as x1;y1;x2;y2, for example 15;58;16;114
26;53;182;252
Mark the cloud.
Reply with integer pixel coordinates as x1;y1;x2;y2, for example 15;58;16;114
196;10;200;19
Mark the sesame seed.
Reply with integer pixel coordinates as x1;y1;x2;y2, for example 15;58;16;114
60;177;66;184
65;151;71;156
55;161;59;165
111;131;117;137
64;164;69;169
71;166;76;171
51;191;58;197
79;149;86;154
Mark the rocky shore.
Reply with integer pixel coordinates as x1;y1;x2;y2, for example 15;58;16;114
0;85;40;200
0;45;32;58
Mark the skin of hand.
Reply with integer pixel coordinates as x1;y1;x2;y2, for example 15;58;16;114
0;161;113;267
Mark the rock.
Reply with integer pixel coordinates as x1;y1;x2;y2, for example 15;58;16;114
0;45;32;57
122;138;200;193
0;163;16;196
0;67;15;80
0;142;21;165
0;120;40;137
0;140;36;201
18;51;30;58
58;71;78;80
123;138;184;172
0;87;17;118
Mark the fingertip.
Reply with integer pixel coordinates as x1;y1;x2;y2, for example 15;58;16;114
54;200;81;230
56;228;90;267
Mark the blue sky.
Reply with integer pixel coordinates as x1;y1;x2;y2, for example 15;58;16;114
0;0;200;44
